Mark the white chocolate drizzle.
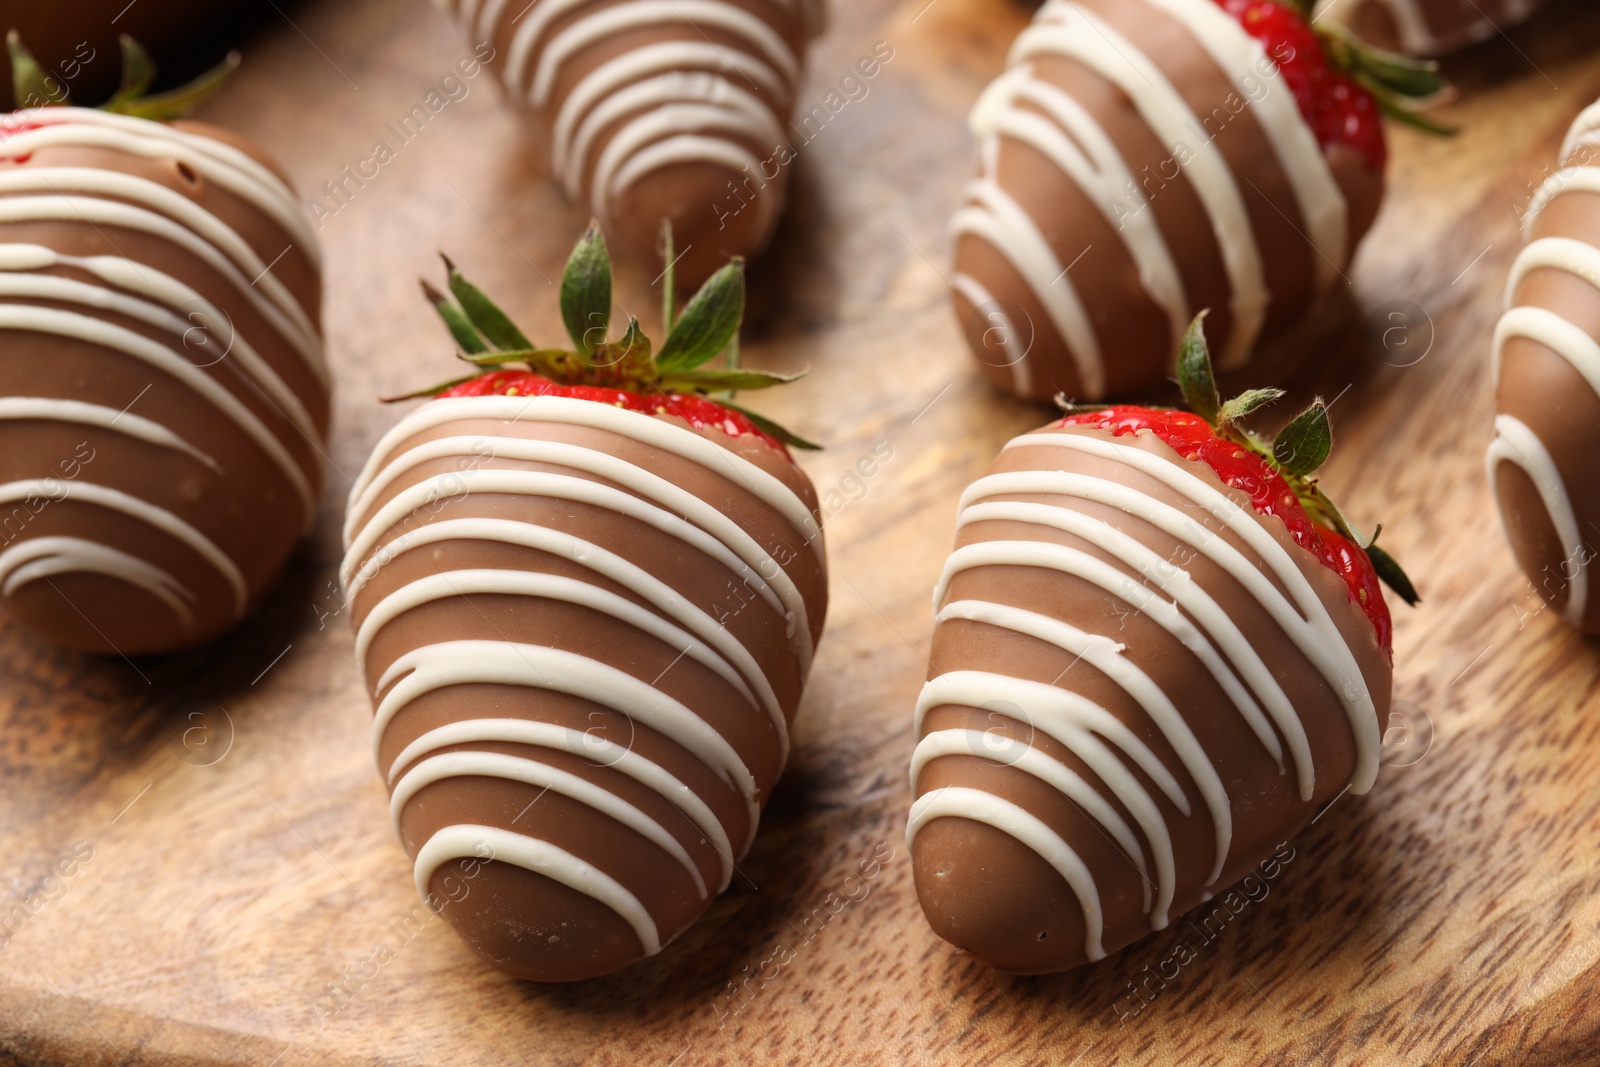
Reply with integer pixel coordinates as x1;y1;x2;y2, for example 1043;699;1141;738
344;395;822;959
0;109;324;630
911;428;1380;962
1488;102;1600;626
955;0;1344;394
440;0;805;236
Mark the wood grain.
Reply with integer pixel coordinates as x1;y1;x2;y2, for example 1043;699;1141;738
3;0;1600;1063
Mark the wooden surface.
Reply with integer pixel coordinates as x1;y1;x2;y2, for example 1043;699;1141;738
4;0;1600;1063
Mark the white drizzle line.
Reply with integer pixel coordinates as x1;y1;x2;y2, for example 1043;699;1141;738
935;537;1288;777
952;157;1104;397
1017;0;1268;369
916;671;1182;926
386;717;736;889
344;516;787;793
969;65;1191;358
1524;167;1600;242
414;824;662;955
348;397;821;567
1563;101;1600;164
0;258;319;464
559;73;779;199
371;640;758;802
0;396;216;471
354;568;760;720
348;516;771;852
1505;236;1600;306
0;112;322;272
341;431;807;664
950;271;1033;396
0;479;246;613
1486;415;1587;624
526;0;798;108
906;786;1105;961
0;168;318;354
0;194;323;381
1492;306;1600;399
1000;431;1380;792
937;597;1231;886
911;727;1151;910
391;749;709;898
0;535;195;626
344;469;788;747
1143;0;1347;291
0;304;313;512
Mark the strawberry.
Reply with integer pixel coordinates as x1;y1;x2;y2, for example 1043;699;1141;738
344;225;825;981
950;0;1449;406
394;225;815;455
1062;312;1417;655
1215;0;1403;168
910;312;1417;974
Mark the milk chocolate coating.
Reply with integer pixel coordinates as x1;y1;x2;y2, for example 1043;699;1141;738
0;108;326;655
342;395;827;981
1488;103;1600;633
909;423;1392;972
1317;0;1549;56
436;0;815;286
950;0;1384;403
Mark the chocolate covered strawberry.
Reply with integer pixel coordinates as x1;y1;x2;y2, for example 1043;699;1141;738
910;314;1415;973
951;0;1446;402
0;36;326;655
341;225;827;981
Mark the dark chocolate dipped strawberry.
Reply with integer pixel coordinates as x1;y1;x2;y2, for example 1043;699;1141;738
341;225;827;981
951;0;1446;403
909;314;1416;973
433;0;820;286
0;36;326;655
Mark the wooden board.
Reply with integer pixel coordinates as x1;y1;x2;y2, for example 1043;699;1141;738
4;0;1600;1063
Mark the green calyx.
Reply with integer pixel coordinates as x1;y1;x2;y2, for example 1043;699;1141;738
1176;312;1418;604
8;32;238;119
1317;22;1456;137
1270;0;1454;137
401;220;818;450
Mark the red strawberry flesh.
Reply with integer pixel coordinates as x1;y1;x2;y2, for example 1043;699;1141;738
1213;0;1388;170
1060;405;1393;653
439;369;789;456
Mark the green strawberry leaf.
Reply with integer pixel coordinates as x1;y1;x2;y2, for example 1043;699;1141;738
1367;542;1420;605
115;49;239;120
107;35;157;109
661;367;805;392
656;258;745;373
1218;388;1285;428
443;255;532;351
381;373;477;403
1176;311;1220;426
561;222;611;355
1272;400;1332;477
724;401;821;451
7;31;65;109
422;279;488;354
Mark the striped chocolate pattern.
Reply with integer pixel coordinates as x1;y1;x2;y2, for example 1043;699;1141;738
951;0;1375;402
1488;99;1600;633
435;0;813;281
0;107;326;654
908;424;1391;972
342;394;827;981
